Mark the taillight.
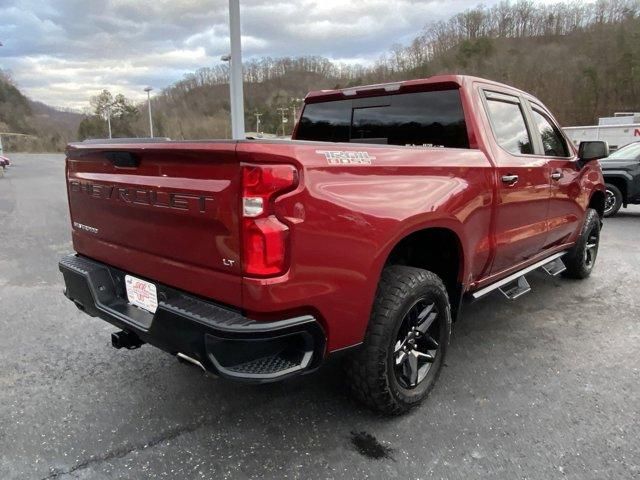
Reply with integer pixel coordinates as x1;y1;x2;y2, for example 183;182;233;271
241;164;298;276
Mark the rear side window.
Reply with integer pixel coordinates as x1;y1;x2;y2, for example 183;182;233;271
531;108;570;157
485;97;533;155
296;90;469;148
294;99;351;143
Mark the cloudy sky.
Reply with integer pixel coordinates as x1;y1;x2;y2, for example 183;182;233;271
1;0;564;111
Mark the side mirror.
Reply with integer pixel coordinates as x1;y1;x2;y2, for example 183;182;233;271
578;141;609;162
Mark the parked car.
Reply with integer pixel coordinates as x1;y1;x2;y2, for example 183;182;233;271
0;155;10;177
599;141;640;216
59;75;606;414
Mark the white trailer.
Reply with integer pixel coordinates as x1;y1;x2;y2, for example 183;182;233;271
563;113;640;151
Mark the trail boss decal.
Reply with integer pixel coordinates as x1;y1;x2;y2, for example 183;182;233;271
317;150;376;165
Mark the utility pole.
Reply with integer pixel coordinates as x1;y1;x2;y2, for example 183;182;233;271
277;107;288;137
227;0;245;139
144;86;154;138
254;112;262;134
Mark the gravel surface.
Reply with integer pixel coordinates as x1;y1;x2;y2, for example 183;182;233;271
1;153;638;479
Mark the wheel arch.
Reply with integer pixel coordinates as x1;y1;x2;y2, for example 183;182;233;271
603;174;629;203
588;189;606;218
380;225;466;320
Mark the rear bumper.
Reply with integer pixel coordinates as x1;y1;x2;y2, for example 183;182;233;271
59;254;326;382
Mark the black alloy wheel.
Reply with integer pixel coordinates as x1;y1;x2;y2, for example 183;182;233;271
603;184;623;217
583;221;600;270
393;300;441;389
563;208;601;279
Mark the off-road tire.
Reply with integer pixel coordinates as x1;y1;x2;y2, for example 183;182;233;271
344;266;451;415
604;183;623;217
562;208;601;279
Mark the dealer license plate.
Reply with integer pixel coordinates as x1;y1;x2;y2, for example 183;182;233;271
125;275;158;313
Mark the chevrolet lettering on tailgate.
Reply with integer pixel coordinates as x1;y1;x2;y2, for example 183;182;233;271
68;180;214;214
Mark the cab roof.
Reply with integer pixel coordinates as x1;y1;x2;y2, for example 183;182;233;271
304;75;529;103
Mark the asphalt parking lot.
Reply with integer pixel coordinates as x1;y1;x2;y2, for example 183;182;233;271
1;153;639;479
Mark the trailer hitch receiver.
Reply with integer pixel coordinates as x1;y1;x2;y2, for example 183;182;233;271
111;330;144;350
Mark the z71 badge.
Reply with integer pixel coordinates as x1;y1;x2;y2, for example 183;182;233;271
316;150;375;165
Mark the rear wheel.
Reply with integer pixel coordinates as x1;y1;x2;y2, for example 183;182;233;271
344;266;451;415
563;208;601;279
604;184;623;217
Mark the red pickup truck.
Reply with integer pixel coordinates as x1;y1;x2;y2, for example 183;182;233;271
60;75;606;414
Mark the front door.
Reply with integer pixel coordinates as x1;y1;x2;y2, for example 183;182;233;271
526;102;582;248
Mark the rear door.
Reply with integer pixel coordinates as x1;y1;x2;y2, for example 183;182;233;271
525;102;582;248
66;142;243;306
482;90;551;274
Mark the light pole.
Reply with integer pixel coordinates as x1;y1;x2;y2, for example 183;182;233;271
105;104;112;139
221;55;232;138
254;112;262;134
144;86;154;138
227;0;245;140
291;98;302;122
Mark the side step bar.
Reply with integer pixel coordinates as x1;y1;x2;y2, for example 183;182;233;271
472;252;567;300
541;256;567;276
498;276;531;300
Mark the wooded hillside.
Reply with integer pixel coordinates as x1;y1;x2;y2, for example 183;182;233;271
4;0;640;148
0;70;82;151
135;0;640;140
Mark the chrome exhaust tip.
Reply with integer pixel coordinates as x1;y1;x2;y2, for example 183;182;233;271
176;352;206;371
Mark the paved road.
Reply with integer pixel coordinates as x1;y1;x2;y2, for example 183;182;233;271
1;154;639;479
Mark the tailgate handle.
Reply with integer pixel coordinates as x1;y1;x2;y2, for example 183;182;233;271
105;151;140;168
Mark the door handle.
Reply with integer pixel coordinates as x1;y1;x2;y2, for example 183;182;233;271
550;171;563;180
501;174;519;185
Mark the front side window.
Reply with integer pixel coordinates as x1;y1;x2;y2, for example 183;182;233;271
531;108;570;157
485;96;533;155
296;90;469;148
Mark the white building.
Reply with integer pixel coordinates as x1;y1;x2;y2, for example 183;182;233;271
563;113;640;151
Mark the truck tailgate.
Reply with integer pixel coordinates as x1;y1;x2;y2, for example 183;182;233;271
66;142;242;306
